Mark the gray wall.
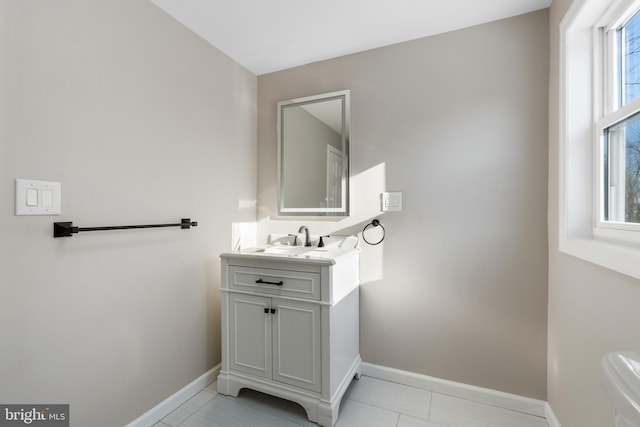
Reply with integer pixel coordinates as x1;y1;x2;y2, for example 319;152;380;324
548;1;640;426
0;2;256;426
258;10;549;399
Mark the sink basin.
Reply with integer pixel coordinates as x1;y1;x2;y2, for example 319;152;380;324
243;235;359;261
262;246;314;255
257;246;338;257
603;351;640;427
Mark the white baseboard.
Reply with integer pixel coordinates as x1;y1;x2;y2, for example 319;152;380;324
126;362;554;426
545;402;562;427
361;362;547;418
126;364;221;427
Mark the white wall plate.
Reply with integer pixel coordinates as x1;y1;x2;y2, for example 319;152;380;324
381;191;402;212
15;179;61;215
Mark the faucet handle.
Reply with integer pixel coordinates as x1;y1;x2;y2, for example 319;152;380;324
287;234;299;246
318;235;330;248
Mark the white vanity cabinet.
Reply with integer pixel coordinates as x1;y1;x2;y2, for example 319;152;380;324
218;250;361;427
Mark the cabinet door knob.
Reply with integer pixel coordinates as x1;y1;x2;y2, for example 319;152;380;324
264;308;269;314
270;308;276;314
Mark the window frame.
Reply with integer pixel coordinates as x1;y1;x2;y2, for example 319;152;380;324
594;1;640;243
559;0;640;281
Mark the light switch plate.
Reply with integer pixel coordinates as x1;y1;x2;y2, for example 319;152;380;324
381;191;403;212
15;179;61;215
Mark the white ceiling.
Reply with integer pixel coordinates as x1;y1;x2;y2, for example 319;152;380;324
150;0;552;75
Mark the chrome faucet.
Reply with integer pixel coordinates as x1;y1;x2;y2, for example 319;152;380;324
298;226;312;247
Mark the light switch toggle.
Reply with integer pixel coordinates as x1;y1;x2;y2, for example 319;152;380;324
26;189;38;206
15;179;61;216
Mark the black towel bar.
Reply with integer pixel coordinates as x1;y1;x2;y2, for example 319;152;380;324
53;218;197;238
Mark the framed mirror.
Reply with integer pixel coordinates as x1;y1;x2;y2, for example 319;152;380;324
277;90;350;216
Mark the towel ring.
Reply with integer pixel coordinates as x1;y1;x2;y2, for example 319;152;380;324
362;219;385;245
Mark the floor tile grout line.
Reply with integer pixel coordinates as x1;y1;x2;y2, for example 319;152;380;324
343;394;431;423
427;391;433;421
429;390;547;420
347;377;434;419
429;391;550;427
360;375;440;396
343;395;392;414
169;390;218;427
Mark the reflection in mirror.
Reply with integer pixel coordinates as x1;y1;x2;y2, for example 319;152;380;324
277;90;350;216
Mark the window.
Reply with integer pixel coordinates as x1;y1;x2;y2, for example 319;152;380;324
595;1;640;241
602;111;640;222
559;0;640;280
617;10;640;107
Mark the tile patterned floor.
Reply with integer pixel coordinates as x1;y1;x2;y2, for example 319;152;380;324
153;376;549;427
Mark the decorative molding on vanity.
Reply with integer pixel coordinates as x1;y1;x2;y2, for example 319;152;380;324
361;362;547;418
125;363;221;427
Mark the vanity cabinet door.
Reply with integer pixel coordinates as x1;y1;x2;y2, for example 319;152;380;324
228;293;272;379
272;298;321;392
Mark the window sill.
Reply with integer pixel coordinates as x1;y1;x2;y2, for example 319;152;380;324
594;224;640;243
559;235;640;280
